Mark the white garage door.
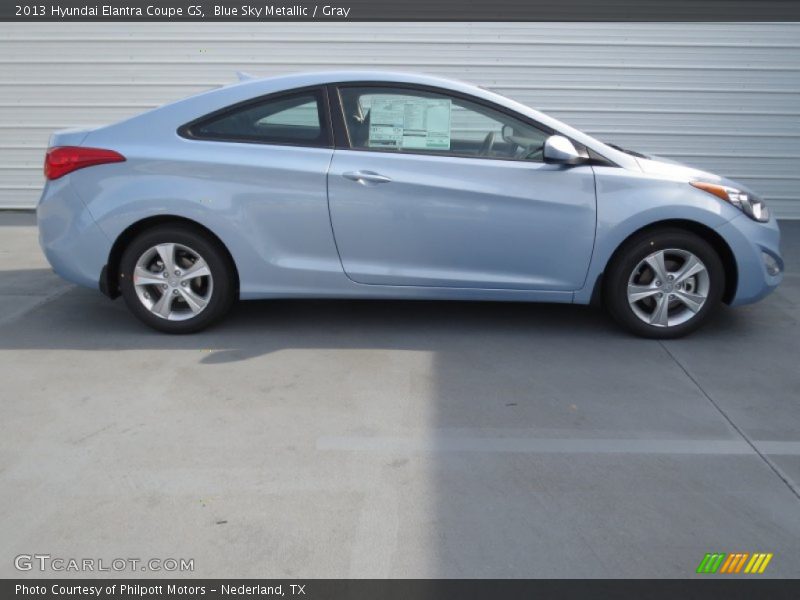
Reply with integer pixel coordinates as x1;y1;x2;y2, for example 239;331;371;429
1;22;798;217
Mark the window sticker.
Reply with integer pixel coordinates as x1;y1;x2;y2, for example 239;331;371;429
368;97;451;150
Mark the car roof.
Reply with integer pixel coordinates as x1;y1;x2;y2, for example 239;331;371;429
257;70;499;95
238;70;479;88
223;70;516;113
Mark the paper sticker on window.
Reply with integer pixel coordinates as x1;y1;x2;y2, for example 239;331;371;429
368;97;451;150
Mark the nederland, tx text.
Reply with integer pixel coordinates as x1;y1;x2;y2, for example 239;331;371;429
214;5;352;18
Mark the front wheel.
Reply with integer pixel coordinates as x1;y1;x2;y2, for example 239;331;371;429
604;229;725;338
119;224;236;333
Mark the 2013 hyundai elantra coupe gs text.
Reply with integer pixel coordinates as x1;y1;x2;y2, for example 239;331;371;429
38;71;783;337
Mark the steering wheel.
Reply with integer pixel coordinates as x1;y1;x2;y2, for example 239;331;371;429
479;131;496;157
524;144;545;161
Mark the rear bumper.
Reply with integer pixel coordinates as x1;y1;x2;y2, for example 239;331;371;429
37;178;111;290
715;213;783;306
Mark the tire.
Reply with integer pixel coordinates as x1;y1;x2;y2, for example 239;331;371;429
604;228;725;339
118;224;236;333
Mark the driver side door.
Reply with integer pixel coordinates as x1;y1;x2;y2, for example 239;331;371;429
326;85;597;291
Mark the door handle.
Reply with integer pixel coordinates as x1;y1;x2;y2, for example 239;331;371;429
342;170;392;185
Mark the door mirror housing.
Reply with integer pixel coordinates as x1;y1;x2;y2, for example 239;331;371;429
543;135;584;165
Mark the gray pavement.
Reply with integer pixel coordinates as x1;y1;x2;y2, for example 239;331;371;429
1;211;798;578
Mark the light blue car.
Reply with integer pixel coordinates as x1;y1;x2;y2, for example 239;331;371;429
38;71;783;337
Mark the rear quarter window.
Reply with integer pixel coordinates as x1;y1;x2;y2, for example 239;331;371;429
182;89;330;147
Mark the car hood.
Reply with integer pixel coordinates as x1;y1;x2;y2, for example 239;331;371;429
634;154;757;195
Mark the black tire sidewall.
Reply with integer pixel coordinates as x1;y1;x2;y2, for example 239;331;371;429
119;225;234;333
605;229;725;339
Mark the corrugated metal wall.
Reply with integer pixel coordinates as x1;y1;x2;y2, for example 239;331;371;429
2;22;799;216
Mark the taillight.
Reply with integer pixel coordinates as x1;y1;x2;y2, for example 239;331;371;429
44;146;125;180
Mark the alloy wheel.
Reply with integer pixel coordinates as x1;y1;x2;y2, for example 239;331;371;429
132;243;214;321
626;248;710;328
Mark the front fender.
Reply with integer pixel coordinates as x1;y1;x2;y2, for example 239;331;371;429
574;167;740;304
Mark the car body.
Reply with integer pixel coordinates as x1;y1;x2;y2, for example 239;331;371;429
37;71;783;336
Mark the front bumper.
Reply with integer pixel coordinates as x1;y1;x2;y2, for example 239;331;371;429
37;178;112;290
715;213;783;306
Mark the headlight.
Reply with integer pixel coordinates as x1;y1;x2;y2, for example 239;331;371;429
690;181;770;223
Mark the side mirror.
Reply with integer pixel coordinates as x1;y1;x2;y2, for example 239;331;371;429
501;124;515;142
543;135;584;165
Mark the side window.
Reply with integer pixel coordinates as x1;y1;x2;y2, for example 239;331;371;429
338;86;549;161
184;89;329;146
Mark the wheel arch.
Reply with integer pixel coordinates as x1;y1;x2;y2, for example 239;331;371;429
590;219;738;306
101;215;240;299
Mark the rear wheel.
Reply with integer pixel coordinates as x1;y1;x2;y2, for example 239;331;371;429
604;228;725;338
119;224;235;333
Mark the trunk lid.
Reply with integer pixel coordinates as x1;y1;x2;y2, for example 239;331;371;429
48;127;95;148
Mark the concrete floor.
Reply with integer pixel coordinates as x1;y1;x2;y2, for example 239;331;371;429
1;212;798;578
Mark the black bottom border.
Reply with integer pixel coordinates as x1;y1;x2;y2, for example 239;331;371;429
5;579;800;600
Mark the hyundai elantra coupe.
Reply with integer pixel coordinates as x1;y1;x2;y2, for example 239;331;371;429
38;71;783;337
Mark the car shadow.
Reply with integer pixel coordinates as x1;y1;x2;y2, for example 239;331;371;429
0;266;764;362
